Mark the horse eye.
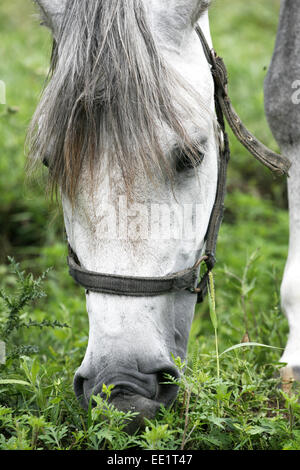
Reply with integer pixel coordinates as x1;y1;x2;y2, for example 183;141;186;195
174;146;205;173
42;157;49;168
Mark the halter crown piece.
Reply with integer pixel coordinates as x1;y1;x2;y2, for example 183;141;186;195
65;27;291;304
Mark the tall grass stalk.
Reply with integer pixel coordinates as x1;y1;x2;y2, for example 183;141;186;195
207;271;221;418
207;271;219;381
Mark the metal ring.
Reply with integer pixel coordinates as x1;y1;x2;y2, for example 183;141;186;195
193;255;209;269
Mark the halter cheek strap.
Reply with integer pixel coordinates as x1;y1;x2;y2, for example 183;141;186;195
64;26;290;303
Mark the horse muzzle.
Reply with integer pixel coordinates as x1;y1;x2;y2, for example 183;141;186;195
73;364;180;433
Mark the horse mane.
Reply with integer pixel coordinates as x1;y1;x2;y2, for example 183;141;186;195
27;0;211;202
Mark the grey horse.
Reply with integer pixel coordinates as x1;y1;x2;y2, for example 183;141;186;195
265;0;300;387
28;0;299;431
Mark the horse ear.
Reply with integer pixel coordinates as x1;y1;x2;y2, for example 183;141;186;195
190;0;211;25
34;0;67;37
166;1;210;31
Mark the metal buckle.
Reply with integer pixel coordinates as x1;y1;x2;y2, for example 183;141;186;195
217;124;225;153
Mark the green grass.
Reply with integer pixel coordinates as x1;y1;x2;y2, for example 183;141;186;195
0;0;299;451
0;253;299;451
0;0;58;262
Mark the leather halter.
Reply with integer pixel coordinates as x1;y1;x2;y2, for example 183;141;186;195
61;26;290;303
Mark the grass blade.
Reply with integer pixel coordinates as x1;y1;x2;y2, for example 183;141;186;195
0;379;32;386
219;342;282;358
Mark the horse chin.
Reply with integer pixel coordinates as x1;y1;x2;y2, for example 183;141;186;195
86;391;177;434
109;394;164;434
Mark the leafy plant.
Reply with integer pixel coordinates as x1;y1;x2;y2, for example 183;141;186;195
0;257;69;361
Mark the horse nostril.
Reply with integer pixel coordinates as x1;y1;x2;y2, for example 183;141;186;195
73;364;181;412
73;373;87;407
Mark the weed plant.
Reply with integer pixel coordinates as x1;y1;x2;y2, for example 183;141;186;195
0;257;299;450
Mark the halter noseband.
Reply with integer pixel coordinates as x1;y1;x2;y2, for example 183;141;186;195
62;26;290;303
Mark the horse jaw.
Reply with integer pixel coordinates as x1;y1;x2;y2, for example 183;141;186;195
33;0;66;38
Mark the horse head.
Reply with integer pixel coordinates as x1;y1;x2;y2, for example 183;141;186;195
30;0;218;432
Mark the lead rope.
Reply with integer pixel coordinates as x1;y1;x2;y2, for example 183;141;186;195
195;26;291;176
